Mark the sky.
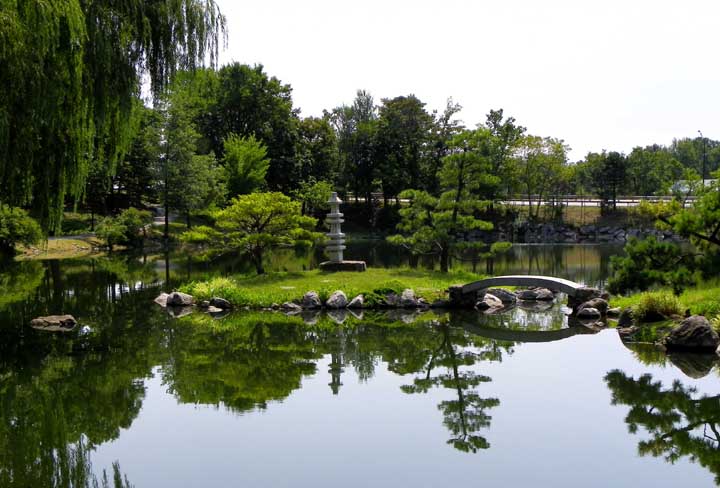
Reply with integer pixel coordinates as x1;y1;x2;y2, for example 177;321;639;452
213;0;720;160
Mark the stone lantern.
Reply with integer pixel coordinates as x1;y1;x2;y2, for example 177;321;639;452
319;192;367;272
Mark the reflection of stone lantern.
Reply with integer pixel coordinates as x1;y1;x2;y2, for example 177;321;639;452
319;192;367;272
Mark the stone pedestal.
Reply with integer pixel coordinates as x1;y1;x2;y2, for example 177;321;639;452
319;260;367;272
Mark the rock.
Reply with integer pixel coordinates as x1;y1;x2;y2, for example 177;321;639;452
607;307;621;318
384;292;399;307
271;303;279;310
664;315;720;352
430;299;450;308
579;298;609;315
154;293;170;307
198;300;210;309
347;295;364;309
417;297;430;309
209;297;232;310
448;285;479;308
476;293;504;311
618;325;639;339
576;307;601;320
326;290;348;309
486;288;517;304
399;289;418;308
167;291;194;307
207;306;223;313
301;291;322;309
327;309;348;324
281;302;302;313
516;287;554;301
667;353;718;379
30;315;78;332
618;308;635;328
166;306;194;318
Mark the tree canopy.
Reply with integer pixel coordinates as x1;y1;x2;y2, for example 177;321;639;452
0;0;225;231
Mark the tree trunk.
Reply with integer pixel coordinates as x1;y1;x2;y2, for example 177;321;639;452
254;249;265;275
185;210;191;229
440;246;449;273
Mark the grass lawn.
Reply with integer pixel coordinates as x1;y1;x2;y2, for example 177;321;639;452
17;237;106;261
182;267;483;308
611;281;720;319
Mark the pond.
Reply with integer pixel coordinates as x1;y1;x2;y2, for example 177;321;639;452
0;243;718;487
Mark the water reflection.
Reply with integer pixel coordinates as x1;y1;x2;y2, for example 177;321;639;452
605;370;720;484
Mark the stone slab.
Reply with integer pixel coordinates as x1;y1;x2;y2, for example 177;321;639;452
319;260;367;272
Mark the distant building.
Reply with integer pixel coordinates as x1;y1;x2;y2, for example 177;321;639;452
671;179;716;194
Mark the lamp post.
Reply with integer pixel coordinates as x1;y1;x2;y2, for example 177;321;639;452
698;130;707;182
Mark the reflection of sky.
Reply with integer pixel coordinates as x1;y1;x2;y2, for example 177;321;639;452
92;331;717;488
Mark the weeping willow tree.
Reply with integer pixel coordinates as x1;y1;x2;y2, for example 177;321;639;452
0;0;225;231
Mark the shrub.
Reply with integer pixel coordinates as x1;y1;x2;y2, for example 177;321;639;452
633;291;682;322
0;205;43;256
97;208;152;250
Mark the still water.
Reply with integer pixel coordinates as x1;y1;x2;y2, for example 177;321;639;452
0;244;718;487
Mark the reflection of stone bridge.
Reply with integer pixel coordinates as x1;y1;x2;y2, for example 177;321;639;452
461;322;599;343
458;275;601;311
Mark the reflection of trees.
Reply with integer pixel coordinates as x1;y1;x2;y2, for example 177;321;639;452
162;315;321;412
401;324;502;453
605;370;720;483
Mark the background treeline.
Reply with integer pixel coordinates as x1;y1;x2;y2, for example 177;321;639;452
75;62;720;232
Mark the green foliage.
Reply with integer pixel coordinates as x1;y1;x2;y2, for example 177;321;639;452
96;208;152;250
608;237;698;295
632;291;682;322
626;145;684;196
292;179;333;216
513;135;569;220
223;134;270;197
605;371;720;484
181;192;319;274
0;0;225;231
0;205;43;256
388;128;497;272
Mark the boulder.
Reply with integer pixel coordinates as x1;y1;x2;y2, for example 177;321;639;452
607;307;621;318
618;325;639;340
430;299;450;308
301;291;322;309
347;295;364;309
579;297;609;315
154;293;170;307
167;291;194;307
326;290;348;309
486;288;517;304
198;300;210;309
30;315;78;332
516;287;554;301
384;292;399;307
281;302;302;313
476;293;504;311
448;285;479;308
210;297;232;310
576;307;601;320
618;308;635;328
207;306;223;313
399;289;419;308
663;315;720;352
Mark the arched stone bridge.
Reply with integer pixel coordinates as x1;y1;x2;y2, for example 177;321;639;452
453;275;604;312
461;275;583;297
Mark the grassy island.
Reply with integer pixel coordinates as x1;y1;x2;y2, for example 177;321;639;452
181;268;482;308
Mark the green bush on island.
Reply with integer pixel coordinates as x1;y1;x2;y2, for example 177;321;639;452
0;204;43;257
632;291;682;322
96;207;152;251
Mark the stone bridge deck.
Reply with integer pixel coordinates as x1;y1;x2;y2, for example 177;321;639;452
461;275;583;296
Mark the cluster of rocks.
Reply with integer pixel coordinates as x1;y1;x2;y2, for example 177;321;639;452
617;311;720;355
154;291;233;318
516;223;678;244
280;289;430;314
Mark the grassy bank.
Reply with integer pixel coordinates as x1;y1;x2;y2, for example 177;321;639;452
611;281;720;319
17;237;106;261
181;268;482;308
